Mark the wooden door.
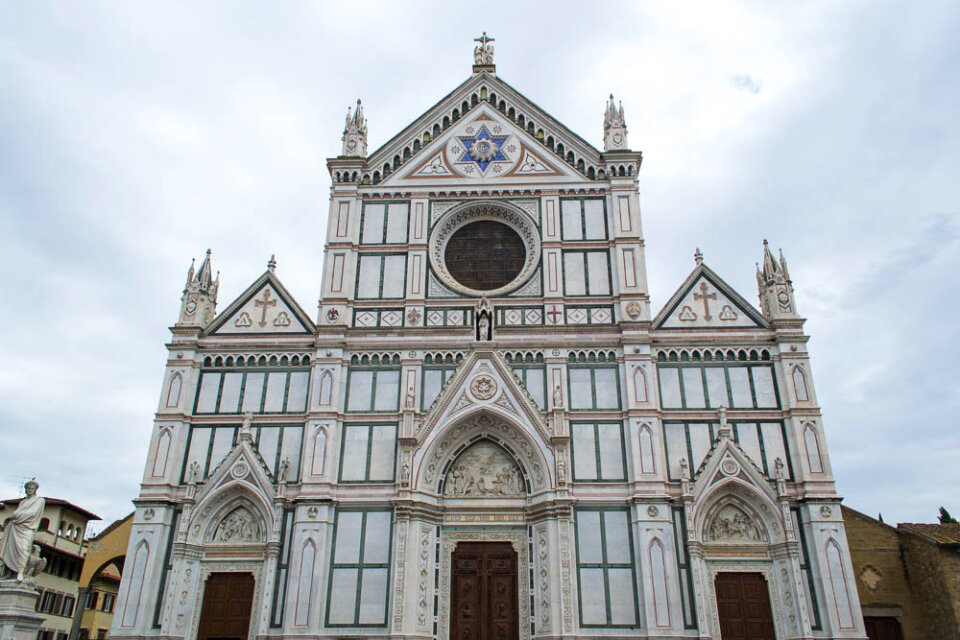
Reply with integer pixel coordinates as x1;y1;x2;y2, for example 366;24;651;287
864;617;904;640
715;572;776;640
451;542;519;640
196;572;255;640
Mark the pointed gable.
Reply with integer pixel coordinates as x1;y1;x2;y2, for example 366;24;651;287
417;349;550;446
362;72;607;185
653;262;766;330
206;269;316;335
383;103;584;186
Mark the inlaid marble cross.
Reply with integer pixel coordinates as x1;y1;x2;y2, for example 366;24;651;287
693;282;717;320
254;289;277;328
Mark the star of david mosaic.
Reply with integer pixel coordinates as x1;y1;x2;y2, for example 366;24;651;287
457;125;509;173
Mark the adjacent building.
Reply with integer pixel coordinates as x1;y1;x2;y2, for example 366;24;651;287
843;505;960;639
111;38;867;640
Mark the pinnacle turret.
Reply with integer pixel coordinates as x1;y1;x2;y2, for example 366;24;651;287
341;99;368;157
603;93;629;152
177;249;219;327
757;240;799;321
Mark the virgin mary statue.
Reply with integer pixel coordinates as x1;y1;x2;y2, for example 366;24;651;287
1;479;45;581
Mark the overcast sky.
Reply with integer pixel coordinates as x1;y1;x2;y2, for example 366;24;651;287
1;1;957;531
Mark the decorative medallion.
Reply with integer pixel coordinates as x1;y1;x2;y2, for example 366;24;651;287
143;508;155;521
647;505;659;518
625;301;642;319
231;462;249;479
819;505;833;518
721;457;740;476
470;375;497;400
325;308;340;323
457;125;509;173
307;506;318;519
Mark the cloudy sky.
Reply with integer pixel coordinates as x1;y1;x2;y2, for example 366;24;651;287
1;1;957;530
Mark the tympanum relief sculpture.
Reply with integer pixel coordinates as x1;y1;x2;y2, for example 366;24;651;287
212;507;262;543
707;505;765;542
443;441;525;497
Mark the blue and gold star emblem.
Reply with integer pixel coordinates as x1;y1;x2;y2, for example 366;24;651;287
457;125;509;173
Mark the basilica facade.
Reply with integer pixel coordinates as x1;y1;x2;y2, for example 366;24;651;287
111;39;866;640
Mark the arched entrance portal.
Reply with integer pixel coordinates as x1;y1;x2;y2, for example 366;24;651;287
417;413;550;640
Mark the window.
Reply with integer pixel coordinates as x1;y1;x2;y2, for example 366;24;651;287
575;509;639;627
194;369;310;414
270;510;295;627
657;364;779;410
511;365;546;409
571;422;626;481
153;510;180;628
560;198;607;240
182;425;303;482
356;254;407;299
792;508;822;630
663;421;792;480
421;363;457;410
85;591;98;610
672;508;697;629
63;595;75;617
568;366;620;410
563;250;611;296
339;424;397;483
346;365;400;412
326;510;393;627
360;202;409;244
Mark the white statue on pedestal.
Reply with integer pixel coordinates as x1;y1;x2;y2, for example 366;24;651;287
0;480;45;582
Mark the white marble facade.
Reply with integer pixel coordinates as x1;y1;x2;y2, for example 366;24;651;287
111;43;866;640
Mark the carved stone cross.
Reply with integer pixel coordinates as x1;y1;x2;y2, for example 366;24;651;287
254;289;277;327
693;282;717;320
546;305;562;324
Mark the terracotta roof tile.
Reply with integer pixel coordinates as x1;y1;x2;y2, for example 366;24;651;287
897;523;960;545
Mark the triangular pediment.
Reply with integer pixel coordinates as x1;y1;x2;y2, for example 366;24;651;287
193;434;278;507
653;263;766;330
206;270;316;335
362;72;607;184
382;104;586;186
691;432;776;504
417;349;550;446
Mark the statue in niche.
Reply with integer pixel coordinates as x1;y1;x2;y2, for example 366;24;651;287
553;384;564;408
213;507;261;543
708;505;763;542
0;479;45;581
476;298;493;341
443;441;525;497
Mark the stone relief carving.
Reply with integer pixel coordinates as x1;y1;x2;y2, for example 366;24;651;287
416;526;432;629
392;520;408;631
537;527;550;626
443;441;525;497
707;505;764;542
212;507;261;543
559;524;573;632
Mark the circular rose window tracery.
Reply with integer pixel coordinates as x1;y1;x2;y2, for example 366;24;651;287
429;201;540;297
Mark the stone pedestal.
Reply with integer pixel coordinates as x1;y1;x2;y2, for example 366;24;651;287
0;579;44;640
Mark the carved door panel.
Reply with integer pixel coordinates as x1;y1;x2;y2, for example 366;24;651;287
715;572;775;640
451;542;518;640
196;572;255;640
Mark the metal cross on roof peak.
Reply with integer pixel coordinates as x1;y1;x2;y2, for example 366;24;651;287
474;32;495;48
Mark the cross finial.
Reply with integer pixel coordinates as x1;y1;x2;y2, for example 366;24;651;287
473;32;495;69
474;31;494;48
267;254;277;272
694;247;703;265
